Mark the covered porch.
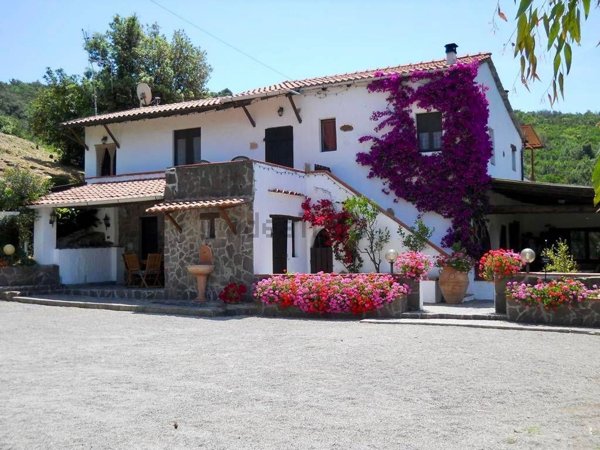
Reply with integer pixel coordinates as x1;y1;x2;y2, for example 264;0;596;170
30;176;165;285
488;178;598;271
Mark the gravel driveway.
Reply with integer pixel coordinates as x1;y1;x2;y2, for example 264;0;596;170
0;302;598;449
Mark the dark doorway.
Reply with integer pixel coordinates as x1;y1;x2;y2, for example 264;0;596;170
272;217;288;273
140;217;158;259
265;126;293;168
311;229;333;273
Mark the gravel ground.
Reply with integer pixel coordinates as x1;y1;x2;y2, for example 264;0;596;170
0;302;599;449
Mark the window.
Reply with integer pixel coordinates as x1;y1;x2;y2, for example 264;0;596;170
511;144;517;171
174;128;201;166
95;144;117;176
416;112;442;152
321;118;337;152
488;128;495;165
569;229;600;261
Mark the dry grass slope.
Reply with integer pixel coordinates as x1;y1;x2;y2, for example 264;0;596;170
0;132;82;184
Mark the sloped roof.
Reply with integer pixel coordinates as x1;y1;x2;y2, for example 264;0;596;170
31;177;165;207
62;53;491;127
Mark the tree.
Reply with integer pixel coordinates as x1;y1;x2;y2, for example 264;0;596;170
28;69;94;166
501;0;598;104
84;15;212;112
343;196;391;273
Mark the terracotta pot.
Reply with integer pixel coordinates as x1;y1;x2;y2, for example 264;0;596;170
439;266;469;304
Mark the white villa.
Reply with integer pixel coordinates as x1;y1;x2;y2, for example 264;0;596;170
30;46;598;300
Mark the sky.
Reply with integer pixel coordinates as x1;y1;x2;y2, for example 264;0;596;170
0;0;598;113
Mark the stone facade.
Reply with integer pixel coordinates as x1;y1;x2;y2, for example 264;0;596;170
0;265;59;287
118;202;164;256
507;298;600;328
163;161;254;300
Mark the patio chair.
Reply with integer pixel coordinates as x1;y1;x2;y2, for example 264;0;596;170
123;253;148;287
144;253;163;287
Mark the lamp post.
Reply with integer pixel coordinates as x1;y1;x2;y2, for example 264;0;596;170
520;248;536;274
385;249;399;275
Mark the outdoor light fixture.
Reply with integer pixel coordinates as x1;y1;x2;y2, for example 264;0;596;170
385;249;399;274
277;106;284;117
520;248;536;274
48;210;57;226
3;244;15;256
103;214;111;229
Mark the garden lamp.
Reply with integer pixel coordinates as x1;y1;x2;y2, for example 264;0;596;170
385;249;398;274
520;248;535;274
3;244;15;256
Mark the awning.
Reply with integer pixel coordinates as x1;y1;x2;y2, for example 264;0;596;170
30;177;165;208
145;198;249;234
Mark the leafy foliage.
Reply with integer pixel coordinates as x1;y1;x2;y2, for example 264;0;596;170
516;110;600;185
0;80;44;138
501;0;598;105
541;238;579;272
343;196;391;273
84;15;212;112
398;216;434;252
357;62;492;256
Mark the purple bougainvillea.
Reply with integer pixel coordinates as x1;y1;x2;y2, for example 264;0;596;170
357;62;492;256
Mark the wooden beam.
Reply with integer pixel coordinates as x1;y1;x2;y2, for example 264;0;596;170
65;128;89;150
241;105;256;128
489;205;595;214
219;208;237;234
165;212;182;233
286;94;302;124
103;124;120;148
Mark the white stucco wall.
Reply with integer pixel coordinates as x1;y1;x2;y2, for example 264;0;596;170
55;247;123;284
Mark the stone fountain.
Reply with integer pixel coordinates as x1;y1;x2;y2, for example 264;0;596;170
187;245;214;301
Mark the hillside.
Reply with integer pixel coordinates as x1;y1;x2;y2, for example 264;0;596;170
0;133;82;185
516;110;600;186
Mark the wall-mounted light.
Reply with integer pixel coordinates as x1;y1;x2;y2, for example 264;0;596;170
277;107;284;117
103;214;111;229
49;210;57;226
101;136;108;143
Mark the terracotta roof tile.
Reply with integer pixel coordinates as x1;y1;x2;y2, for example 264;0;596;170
63;53;491;127
31;178;165;207
521;124;544;149
146;198;248;214
268;188;305;197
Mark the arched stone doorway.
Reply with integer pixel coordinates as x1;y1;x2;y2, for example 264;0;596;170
310;229;333;273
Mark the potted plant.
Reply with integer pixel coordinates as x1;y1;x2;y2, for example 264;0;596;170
435;248;474;304
478;249;523;313
394;251;432;310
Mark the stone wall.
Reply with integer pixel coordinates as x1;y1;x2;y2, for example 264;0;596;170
0;265;59;287
118;202;164;256
507;298;600;327
163;161;255;300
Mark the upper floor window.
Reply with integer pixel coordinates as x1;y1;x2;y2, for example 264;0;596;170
511;144;517;171
321;118;337;152
174;128;201;166
488;127;495;165
416;112;442;152
96;144;117;177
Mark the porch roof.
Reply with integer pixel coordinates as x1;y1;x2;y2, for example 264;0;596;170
145;198;248;214
30;177;165;208
490;178;595;213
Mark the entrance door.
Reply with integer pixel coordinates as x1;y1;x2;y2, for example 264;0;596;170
140;217;158;259
265;126;293;168
272;217;288;273
311;229;333;273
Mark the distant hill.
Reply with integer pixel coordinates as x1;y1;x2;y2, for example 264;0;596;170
0;80;44;138
515;110;600;186
0;132;82;186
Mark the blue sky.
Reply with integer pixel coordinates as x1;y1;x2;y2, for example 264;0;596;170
1;0;598;113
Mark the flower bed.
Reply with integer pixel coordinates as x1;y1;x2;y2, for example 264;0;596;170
506;278;600;327
254;272;409;316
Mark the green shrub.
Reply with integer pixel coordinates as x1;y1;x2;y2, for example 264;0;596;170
542;239;578;273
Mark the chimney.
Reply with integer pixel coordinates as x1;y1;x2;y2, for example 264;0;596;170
445;43;458;65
